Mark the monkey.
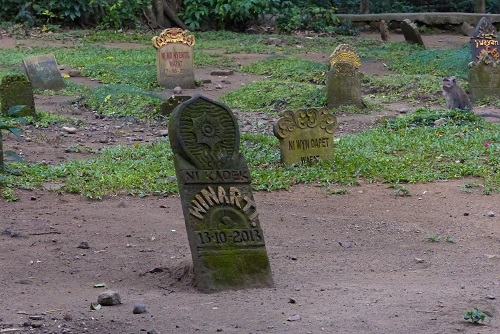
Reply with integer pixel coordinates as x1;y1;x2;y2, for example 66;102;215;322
441;76;473;111
379;20;389;42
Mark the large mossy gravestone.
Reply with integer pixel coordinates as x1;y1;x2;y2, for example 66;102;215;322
152;28;196;89
326;44;364;109
22;54;66;91
273;108;337;165
0;75;36;117
468;17;500;101
169;95;273;293
400;19;425;48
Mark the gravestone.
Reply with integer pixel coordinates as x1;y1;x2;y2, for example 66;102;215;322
468;17;500;101
0;75;36;117
22;54;66;91
326;44;364;109
273;108;337;165
169;95;273;293
400;19;425;48
152;28;196;89
159;95;191;116
470;17;499;63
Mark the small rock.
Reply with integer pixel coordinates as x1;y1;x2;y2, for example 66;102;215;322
210;70;234;76
63;312;73;321
62;126;77;134
415;258;424;263
339;241;353;248
133;303;147;314
77;241;90;249
30;196;36;201
31;323;43;328
221;79;231;84
215;84;223;89
68;69;81;77
97;290;122;306
287;314;301;321
158;129;169;137
173;86;182;94
29;315;44;321
25;137;32;142
288;298;296;304
147;330;159;334
463;212;469;216
434;118;446;127
216;329;223;332
487;294;496;300
487;210;495;217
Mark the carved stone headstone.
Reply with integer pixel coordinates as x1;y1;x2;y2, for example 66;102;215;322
468;17;500;101
400;19;425;48
326;44;364;109
152;28;196;89
22;54;66;91
470;17;499;63
0;75;36;117
169;95;273;293
273;108;337;165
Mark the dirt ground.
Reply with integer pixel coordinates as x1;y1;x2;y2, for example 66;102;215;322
1;31;500;334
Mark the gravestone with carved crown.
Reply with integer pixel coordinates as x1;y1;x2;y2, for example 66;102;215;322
468;17;500;101
326;44;364;109
273;108;337;165
0;75;36;117
152;28;196;89
169;95;273;293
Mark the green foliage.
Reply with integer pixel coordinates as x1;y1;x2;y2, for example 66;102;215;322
464;308;487;324
426;234;441;242
1;105;28;172
180;0;284;31
0;0;148;29
276;4;342;34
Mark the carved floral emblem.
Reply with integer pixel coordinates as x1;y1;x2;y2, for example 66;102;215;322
152;28;195;49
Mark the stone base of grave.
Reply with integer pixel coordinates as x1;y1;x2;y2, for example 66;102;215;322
326;70;364;109
194;248;273;293
468;63;500;101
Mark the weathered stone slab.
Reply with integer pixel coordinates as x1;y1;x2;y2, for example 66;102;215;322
0;75;36;117
400;19;425;48
468;61;500;101
470;17;499;62
327;44;364;108
152;28;196;89
168;95;273;293
273;108;337;165
22;54;66;91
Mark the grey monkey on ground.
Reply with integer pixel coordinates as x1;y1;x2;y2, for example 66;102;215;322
441;76;472;111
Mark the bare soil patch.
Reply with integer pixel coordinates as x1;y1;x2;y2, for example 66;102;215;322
1;32;500;333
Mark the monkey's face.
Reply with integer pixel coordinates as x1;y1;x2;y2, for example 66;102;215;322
441;77;456;91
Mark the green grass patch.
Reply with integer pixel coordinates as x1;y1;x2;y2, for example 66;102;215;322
85;84;164;118
241;56;328;84
220;79;327;112
3;108;498;200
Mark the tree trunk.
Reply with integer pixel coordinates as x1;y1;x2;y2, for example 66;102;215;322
475;0;486;13
150;0;187;30
360;0;369;14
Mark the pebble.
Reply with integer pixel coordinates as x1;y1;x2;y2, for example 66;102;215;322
77;241;90;249
487;210;495;217
415;258;424;263
487;294;496;300
287;314;301;321
62;126;77;134
215;84;223;89
97;290;122;306
338;241;353;248
28;315;44;321
158;129;169;137
133;303;147;314
173;86;182;94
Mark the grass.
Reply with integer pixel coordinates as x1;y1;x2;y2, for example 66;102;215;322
2;108;499;198
1;30;499;199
